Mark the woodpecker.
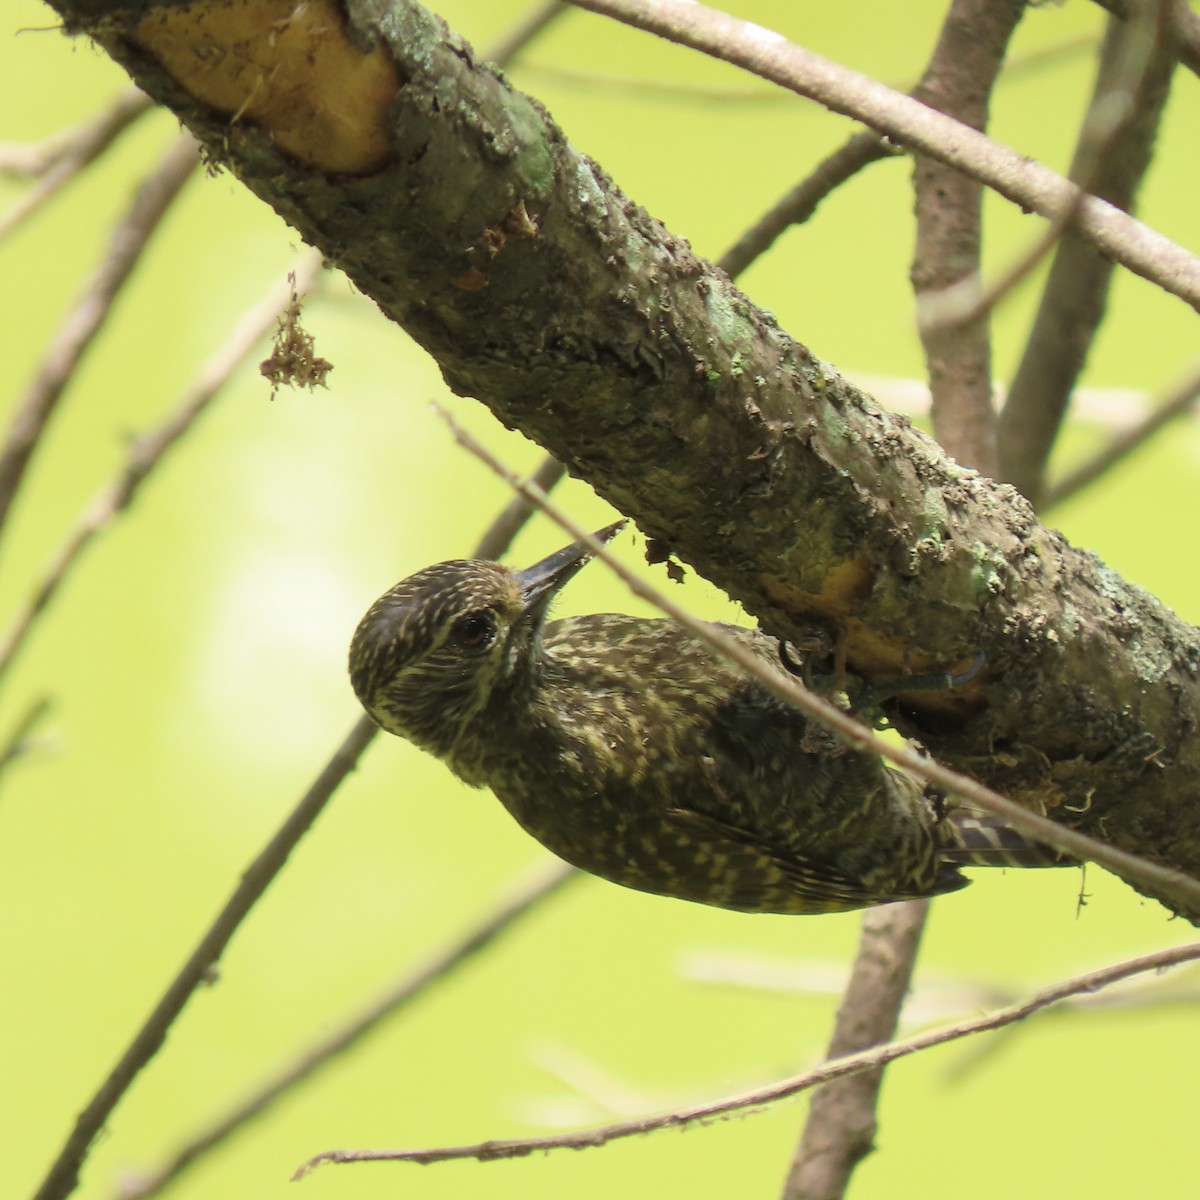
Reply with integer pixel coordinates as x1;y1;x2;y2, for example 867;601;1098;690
349;523;1067;914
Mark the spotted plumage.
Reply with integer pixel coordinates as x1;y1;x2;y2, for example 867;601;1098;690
349;524;1067;915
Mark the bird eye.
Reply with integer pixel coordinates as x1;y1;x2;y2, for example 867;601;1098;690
453;611;496;650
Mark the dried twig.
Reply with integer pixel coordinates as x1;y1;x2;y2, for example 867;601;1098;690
1093;0;1200;77
30;715;379;1200
715;28;1095;292
716;132;898;281
0;253;325;689
293;939;1200;1174
568;0;1200;310
31;447;574;1200
113;861;578;1200
1044;355;1200;508
781;900;929;1199
0;133;199;554
998;12;1177;504
918;9;1170;340
26;10;578;1199
0;694;52;792
525;30;1095;105
486;0;568;67
0;88;152;241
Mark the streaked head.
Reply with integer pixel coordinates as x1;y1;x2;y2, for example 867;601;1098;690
348;522;624;764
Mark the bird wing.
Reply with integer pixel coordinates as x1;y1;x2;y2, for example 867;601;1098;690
662;806;914;914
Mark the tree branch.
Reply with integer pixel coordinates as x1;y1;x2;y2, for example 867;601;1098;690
781;901;928;1200
293;939;1200;1175
444;412;1200;917
0;133;199;553
40;0;1200;901
716;131;898;281
0;253;324;688
1045;355;1200;508
998;10;1177;504
1093;0;1200;77
0;86;152;240
113;861;578;1200
569;0;1200;307
29;715;379;1200
783;2;1025;1194
908;0;1023;475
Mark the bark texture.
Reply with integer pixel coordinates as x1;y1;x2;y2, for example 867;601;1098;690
46;0;1200;915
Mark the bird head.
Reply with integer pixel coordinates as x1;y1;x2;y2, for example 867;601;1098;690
348;521;625;763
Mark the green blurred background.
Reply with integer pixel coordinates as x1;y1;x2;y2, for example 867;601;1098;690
2;1;1198;1198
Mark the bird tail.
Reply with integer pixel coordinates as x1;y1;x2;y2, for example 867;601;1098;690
942;812;1074;869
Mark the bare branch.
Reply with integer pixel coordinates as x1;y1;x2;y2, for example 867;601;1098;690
29;715;378;1200
781;900;928;1200
0;133;199;553
0;694;53;793
293;939;1200;1174
921;8;1171;345
486;0;568;68
113;861;578;1200
910;0;1024;472
0;87;152;241
526;28;1096;106
31;454;573;1200
25;12;584;1198
717;132;897;281
1044;355;1200;508
569;0;1200;309
1093;0;1200;77
998;10;1177;504
0;252;325;689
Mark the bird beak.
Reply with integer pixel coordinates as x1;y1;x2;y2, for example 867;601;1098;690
515;520;626;613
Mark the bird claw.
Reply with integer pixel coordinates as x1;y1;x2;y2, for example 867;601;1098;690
850;650;987;716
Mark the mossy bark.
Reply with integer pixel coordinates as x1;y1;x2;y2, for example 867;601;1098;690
46;0;1200;914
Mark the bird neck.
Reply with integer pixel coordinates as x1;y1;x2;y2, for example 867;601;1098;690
438;632;547;786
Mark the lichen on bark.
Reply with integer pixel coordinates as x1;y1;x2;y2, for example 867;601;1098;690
45;0;1200;914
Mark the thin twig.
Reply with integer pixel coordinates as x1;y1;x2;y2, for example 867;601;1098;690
781;900;929;1199
1093;0;1200;78
998;12;1177;505
527;33;1096;105
567;0;1200;311
716;132;897;280
478;455;568;559
0;88;153;241
918;7;1168;339
0;253;325;690
940;960;1200;1081
715;29;1094;287
524;62;792;103
27;12;577;1196
0;133;200;556
0;694;52;792
1044;355;1200;508
113;861;578;1200
31;446;570;1200
485;0;568;67
439;415;1200;918
910;0;1023;474
293;938;1200;1174
29;715;379;1200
